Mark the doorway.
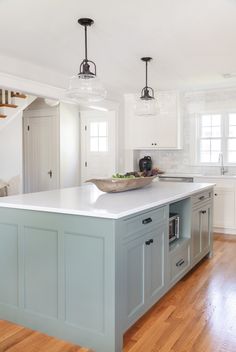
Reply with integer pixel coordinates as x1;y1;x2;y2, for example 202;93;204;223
80;110;116;183
23;111;59;193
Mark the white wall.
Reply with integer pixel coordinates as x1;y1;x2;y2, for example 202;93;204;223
0;111;23;194
59;103;80;188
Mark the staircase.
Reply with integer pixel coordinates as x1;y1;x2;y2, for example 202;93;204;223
0;89;36;128
0;89;25;118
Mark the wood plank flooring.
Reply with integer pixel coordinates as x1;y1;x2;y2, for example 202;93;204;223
0;320;91;352
123;234;236;352
0;235;235;352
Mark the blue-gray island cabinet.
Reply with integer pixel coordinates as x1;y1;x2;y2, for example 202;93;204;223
0;182;214;352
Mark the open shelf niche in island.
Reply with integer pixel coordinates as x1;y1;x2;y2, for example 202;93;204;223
169;197;192;252
168;197;192;285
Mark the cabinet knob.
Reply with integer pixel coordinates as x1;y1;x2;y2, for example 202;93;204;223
199;196;205;201
215;193;218;196
145;239;154;246
201;210;207;214
142;217;152;225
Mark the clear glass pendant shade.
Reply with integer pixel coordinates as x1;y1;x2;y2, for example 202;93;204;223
66;75;107;103
135;97;159;116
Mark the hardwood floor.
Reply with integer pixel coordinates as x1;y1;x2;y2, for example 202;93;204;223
0;235;235;352
0;320;91;352
123;234;236;352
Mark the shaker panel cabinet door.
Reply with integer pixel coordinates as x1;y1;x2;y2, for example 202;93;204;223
201;204;211;254
131;115;159;149
191;201;212;266
213;189;235;228
123;236;146;327
125;91;182;150
191;208;201;264
123;226;166;330
146;228;165;305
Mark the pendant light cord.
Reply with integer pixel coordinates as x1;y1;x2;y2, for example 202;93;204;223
145;61;148;88
84;25;88;62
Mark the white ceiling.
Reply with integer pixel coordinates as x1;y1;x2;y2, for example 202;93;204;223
1;0;236;99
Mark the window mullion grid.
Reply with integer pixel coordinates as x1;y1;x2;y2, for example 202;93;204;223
222;113;228;163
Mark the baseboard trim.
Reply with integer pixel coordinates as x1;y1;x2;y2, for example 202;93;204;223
214;227;236;235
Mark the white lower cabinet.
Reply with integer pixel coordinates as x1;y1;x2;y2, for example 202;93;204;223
213;188;235;228
194;177;236;232
123;226;166;330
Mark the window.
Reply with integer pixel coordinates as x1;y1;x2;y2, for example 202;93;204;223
90;122;108;152
198;112;236;164
228;114;236;162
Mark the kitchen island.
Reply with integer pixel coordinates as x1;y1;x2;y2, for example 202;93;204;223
0;181;214;352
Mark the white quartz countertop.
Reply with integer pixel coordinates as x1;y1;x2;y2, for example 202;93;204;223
0;182;214;219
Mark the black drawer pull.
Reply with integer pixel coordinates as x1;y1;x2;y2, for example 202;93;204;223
199;196;205;200
145;239;154;246
176;259;185;267
142;217;152;225
201;210;207;214
215;193;218;196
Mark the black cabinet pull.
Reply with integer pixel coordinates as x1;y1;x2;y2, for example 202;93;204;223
145;239;154;246
201;210;207;214
142;217;152;225
199;196;205;200
215;193;218;196
176;259;185;267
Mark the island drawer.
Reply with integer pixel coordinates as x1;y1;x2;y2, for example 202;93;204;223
123;206;167;241
170;242;190;282
192;190;212;206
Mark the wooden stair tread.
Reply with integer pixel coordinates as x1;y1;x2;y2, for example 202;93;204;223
0;114;7;118
0;104;18;108
11;92;27;99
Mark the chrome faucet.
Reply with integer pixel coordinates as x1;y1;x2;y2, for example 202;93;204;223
218;152;227;175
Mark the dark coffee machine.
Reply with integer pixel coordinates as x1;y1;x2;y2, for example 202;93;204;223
139;156;152;172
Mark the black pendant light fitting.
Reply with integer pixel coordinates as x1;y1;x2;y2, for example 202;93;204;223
140;57;155;100
78;18;97;79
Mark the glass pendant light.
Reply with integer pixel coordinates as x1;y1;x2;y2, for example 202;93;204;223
66;18;107;102
135;57;158;116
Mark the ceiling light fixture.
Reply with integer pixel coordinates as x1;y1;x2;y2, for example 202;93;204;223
66;18;107;102
135;57;158;116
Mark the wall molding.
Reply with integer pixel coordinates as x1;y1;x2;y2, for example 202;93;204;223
0;72;65;100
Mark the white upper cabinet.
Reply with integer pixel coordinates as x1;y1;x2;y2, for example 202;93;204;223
125;91;182;150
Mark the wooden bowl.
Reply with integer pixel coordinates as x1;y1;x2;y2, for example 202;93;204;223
86;176;157;193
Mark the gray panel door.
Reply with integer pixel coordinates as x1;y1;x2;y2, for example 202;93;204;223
191;208;201;263
123;235;146;325
201;204;211;253
146;228;165;304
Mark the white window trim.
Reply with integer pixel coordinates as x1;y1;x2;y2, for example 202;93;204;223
195;111;236;166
